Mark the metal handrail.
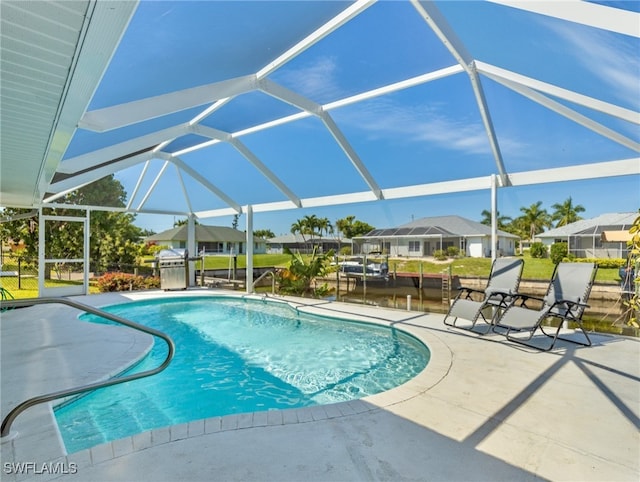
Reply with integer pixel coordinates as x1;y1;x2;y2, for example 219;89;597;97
1;297;175;438
252;270;276;294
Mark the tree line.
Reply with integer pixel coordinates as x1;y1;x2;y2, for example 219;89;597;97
480;197;586;241
0;175;148;273
0;171;588;273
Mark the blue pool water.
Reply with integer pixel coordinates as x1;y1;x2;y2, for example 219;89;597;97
55;296;429;453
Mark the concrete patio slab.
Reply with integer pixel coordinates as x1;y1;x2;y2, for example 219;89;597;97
1;289;638;481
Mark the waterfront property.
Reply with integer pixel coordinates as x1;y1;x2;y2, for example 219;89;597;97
354;215;519;258
1;2;639;481
146;225;267;255
265;233;351;255
536;212;637;259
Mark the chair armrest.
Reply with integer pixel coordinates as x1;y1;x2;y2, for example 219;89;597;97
454;287;485;300
509;293;544;307
550;298;589;309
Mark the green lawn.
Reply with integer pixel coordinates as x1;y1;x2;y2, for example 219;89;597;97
202;253;621;283
2;252;622;301
199;253;292;269
388;255;620;283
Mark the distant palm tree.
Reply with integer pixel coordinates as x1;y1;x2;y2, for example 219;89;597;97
517;201;552;241
480;210;512;230
551;197;585;228
317;217;333;237
290;219;307;244
302;214;321;243
336;215;356;238
254;229;274;239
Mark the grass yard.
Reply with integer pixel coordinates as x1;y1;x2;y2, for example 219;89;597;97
1;252;623;301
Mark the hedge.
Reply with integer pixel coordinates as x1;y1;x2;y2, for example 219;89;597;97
96;272;160;292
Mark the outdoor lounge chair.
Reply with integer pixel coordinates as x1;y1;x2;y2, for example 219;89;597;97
495;262;598;351
443;257;524;333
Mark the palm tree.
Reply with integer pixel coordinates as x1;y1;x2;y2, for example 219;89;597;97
480;210;512;230
517;201;552;241
551;197;585;228
317;217;333;238
336;215;356;238
302;214;321;243
290;219;307;244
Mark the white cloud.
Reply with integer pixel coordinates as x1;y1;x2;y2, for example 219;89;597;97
273;56;343;101
335;98;501;156
545;22;640;108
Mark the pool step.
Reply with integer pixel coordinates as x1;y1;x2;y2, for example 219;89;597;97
91;400;146;441
128;392;174;430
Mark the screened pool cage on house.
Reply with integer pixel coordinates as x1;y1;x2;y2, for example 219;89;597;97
1;0;638;295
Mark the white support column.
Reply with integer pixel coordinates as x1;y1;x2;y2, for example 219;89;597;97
84;209;90;295
246;206;254;293
491;174;498;261
37;208;44;296
187;214;197;286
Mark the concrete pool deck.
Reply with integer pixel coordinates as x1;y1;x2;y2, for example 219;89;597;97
1;289;638;481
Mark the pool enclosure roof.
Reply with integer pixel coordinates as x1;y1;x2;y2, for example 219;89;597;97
1;1;639;219
537;212;638;238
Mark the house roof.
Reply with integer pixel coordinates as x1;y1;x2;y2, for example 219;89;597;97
538;212;637;238
267;233;351;245
358;215;518;238
146;225;255;243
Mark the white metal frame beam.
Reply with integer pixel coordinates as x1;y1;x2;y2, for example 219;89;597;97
488;0;640;38
57;124;189;174
191;125;302;208
256;0;376;79
46;150;154;196
258;79;384;199
478;64;640;152
476;62;639;125
194;157;639;218
78;75;258;132
410;0;509;185
160;153;243;213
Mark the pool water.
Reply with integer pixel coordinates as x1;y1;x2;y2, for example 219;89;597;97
55;296;429;453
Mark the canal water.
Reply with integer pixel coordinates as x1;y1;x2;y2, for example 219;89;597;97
332;280;637;337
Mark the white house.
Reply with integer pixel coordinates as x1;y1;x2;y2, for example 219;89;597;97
354;215;518;258
266;233;351;254
536;212;636;259
146;225;267;255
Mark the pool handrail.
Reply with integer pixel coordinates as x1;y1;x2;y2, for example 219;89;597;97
0;297;175;438
252;269;276;294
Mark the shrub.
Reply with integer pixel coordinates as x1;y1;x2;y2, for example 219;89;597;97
446;246;460;257
96;272;159;292
550;242;568;264
433;250;448;261
583;258;625;269
529;242;547;259
339;246;352;256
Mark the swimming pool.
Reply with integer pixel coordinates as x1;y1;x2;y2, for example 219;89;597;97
55;296;430;453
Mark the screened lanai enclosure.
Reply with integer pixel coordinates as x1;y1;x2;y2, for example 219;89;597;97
1;0;639;295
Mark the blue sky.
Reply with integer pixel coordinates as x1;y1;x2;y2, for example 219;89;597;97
63;1;639;236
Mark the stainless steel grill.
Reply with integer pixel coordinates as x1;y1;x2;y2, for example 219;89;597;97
157;249;189;290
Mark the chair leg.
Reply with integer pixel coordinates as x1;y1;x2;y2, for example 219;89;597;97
505;319;592;351
540;321;592;348
443;313;457;327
